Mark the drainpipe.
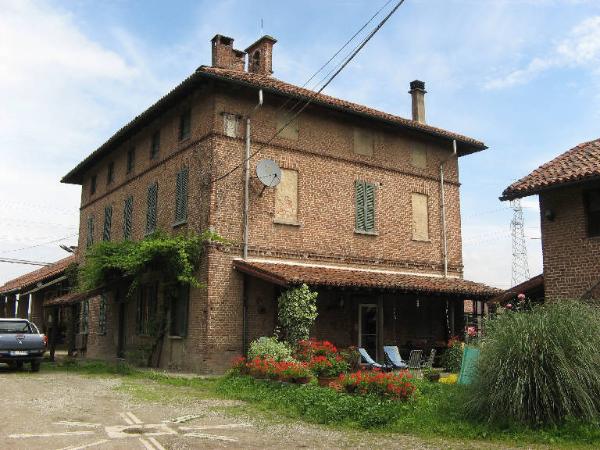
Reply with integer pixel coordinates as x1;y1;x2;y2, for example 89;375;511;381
243;89;264;260
440;140;457;278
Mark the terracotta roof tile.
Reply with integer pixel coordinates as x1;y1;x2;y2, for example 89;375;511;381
44;290;92;307
0;255;76;295
502;138;600;200
62;66;486;184
234;259;500;299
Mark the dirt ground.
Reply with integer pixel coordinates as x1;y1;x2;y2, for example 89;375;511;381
0;366;524;450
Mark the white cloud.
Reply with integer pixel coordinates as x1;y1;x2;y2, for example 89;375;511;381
484;16;600;89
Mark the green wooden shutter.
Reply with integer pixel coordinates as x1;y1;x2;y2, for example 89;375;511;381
175;168;189;224
355;180;365;231
364;183;375;232
102;205;112;241
146;182;158;234
123;196;133;240
86;216;94;248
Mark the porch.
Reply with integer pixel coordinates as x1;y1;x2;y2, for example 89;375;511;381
234;259;498;363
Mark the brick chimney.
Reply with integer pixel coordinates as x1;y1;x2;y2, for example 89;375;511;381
211;34;245;71
245;35;277;75
409;80;426;123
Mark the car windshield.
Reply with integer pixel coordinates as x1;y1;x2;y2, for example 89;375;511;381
0;321;31;333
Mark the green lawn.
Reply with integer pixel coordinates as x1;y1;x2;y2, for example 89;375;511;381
42;360;600;448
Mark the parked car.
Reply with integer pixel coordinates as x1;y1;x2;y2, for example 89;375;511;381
0;318;47;372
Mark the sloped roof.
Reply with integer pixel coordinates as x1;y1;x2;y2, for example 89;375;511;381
234;259;500;299
488;274;544;304
502;138;600;200
0;255;76;295
44;290;92;307
62;65;487;184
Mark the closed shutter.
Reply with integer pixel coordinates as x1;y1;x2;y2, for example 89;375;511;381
102;205;112;241
174;168;188;224
364;183;375;232
146;182;158;234
86;216;94;248
98;294;107;335
355;181;375;232
355;181;365;231
123;196;133;240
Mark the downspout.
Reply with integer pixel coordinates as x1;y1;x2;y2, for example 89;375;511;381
440;139;457;278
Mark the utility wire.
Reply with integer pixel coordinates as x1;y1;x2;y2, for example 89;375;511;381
0;257;52;267
211;0;406;184
0;233;79;256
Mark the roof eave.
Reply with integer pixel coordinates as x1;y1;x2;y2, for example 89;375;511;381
500;174;600;201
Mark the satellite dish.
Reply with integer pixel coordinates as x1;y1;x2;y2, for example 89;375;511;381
256;159;282;187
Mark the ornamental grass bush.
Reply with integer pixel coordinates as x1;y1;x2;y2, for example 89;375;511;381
466;300;600;426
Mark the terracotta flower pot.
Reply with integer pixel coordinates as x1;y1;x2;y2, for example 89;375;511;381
293;377;311;385
317;376;337;387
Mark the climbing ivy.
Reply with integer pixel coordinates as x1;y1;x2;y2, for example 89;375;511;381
277;283;319;346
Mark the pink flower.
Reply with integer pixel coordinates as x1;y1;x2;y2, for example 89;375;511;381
517;293;526;301
506;303;513;309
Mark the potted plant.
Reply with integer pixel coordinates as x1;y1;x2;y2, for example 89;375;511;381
309;355;349;386
423;366;441;382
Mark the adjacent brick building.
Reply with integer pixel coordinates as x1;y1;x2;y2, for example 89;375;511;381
502;138;600;301
52;34;497;372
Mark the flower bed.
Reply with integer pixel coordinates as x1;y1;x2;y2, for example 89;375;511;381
233;356;312;384
334;369;416;401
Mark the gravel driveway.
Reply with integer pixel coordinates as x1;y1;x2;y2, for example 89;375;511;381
0;366;525;450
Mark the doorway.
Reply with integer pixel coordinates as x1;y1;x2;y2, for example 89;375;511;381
358;303;378;361
117;299;126;358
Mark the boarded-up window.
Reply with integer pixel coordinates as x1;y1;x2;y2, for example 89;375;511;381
146;182;158;235
412;193;429;241
123;195;133;240
411;144;427;169
353;128;374;156
274;169;298;223
174;167;188;224
102;205;112;241
223;113;239;138
355;180;376;233
86;216;94;248
276;112;299;140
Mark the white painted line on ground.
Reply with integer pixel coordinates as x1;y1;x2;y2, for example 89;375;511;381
120;412;134;425
127;411;143;424
53;421;102;428
9;431;95;439
179;423;253;431
57;439;110;450
148;437;166;450
165;414;203;423
138;437;156;450
184;432;239;442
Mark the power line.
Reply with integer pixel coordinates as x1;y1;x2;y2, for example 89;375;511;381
0;233;79;256
0;257;52;267
211;0;406;184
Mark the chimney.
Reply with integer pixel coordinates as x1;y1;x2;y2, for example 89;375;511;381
211;34;245;71
244;35;277;75
409;80;426;123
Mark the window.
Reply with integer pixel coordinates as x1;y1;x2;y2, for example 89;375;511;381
81;299;89;335
90;175;97;195
127;147;135;174
102;205;112;241
86;216;94;248
411;144;427;169
276;112;299;140
146;182;158;234
223;113;239;138
170;285;189;337
274;169;298;224
150;131;160;160
355;180;375;233
584;189;600;237
174;167;189;225
411;193;429;241
98;294;107;335
179;109;191;141
353;128;374;156
107;161;114;184
123;195;133;240
137;283;158;335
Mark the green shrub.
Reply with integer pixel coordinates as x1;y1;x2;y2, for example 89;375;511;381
440;338;463;372
247;337;293;361
277;284;318;345
466;300;600;426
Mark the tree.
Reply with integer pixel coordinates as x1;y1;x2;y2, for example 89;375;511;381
277;283;318;346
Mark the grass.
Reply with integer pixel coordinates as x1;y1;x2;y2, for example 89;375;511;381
42;359;600;448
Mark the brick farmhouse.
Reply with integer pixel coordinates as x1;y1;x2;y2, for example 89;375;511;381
501;138;600;302
2;34;498;372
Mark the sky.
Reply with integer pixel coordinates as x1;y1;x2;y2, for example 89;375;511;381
1;0;600;289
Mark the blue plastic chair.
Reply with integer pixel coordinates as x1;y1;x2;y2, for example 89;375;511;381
358;347;387;370
383;346;408;370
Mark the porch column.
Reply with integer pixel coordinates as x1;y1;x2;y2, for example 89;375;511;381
27;293;32;320
15;293;19;318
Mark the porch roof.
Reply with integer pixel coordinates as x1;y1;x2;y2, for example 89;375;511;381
233;259;500;299
43;291;91;307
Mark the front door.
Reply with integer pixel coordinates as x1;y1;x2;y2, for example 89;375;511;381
359;304;378;361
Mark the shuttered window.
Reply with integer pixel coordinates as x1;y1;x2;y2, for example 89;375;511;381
150;131;160;160
98;294;107;335
170;284;189;337
355;180;376;233
86;216;94;248
107;161;114;184
146;182;158;235
174;167;189;225
276;112;299;140
102;205;112;241
123;195;133;240
136;283;158;336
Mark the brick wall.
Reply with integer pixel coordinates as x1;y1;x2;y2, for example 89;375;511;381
540;184;600;300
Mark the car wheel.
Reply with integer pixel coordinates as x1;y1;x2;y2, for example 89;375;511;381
16;361;24;370
31;361;41;372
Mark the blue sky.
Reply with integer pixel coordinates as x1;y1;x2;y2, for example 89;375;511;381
2;0;600;288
